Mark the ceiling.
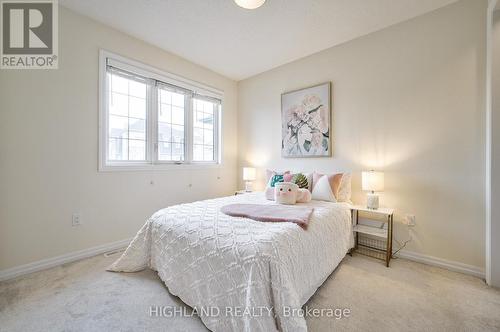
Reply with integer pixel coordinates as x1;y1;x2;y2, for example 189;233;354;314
60;0;457;81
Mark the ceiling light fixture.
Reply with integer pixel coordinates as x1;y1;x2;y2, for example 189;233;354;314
234;0;266;10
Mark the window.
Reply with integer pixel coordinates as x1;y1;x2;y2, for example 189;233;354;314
157;84;188;162
193;98;217;162
107;68;148;161
99;51;222;170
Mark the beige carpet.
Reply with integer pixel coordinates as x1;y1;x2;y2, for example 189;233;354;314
1;253;499;332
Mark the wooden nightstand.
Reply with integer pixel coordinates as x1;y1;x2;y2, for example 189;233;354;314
350;205;394;267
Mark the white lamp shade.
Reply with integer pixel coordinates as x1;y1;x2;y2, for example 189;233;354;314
362;171;384;192
234;0;266;9
243;167;256;181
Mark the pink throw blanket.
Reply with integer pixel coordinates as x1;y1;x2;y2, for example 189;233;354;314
221;204;313;229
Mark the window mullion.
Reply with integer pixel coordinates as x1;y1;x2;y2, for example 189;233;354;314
104;73;110;165
214;103;220;163
149;80;158;164
186;94;193;163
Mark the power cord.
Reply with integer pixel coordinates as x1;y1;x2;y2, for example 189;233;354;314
391;237;411;259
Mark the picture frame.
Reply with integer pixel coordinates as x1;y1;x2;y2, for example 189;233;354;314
281;82;331;158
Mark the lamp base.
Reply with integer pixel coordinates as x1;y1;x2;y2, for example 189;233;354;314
366;193;379;209
245;181;253;192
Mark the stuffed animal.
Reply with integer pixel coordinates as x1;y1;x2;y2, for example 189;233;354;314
273;182;312;205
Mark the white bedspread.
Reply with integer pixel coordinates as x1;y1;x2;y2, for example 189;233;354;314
108;192;354;332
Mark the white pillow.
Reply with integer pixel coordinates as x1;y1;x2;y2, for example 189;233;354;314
311;175;337;202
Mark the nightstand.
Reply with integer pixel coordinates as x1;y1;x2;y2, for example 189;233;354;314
350;205;394;267
235;190;252;195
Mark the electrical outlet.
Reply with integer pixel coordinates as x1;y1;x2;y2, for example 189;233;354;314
408;229;414;241
405;214;416;227
72;213;82;226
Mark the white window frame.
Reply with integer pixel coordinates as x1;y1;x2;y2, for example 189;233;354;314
98;50;223;171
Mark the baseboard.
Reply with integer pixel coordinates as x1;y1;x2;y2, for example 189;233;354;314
396;249;485;279
0;239;485;282
0;238;132;282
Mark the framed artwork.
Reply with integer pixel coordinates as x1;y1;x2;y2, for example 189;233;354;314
281;82;331;158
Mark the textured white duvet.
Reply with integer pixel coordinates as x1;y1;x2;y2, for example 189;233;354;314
108;192;354;332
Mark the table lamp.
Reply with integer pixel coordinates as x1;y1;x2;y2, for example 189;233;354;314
243;167;256;192
362;170;384;209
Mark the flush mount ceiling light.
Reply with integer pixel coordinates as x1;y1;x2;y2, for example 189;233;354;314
234;0;266;9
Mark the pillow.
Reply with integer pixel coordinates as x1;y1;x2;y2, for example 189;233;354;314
268;182;313;203
337;172;352;202
311;175;337;202
266;170;313;191
275;182;299;205
312;171;351;202
266;169;290;188
301;173;313;192
265;186;276;200
283;172;313;191
271;174;285;187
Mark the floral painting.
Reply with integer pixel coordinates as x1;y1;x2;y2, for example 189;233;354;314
281;82;331;157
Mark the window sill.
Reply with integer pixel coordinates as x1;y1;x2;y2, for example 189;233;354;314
98;162;222;172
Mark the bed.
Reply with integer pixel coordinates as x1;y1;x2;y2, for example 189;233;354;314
108;192;354;332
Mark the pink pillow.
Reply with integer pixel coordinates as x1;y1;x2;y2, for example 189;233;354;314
312;171;344;201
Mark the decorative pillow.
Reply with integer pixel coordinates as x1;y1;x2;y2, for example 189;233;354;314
266;169;289;182
292;173;308;189
274;182;312;204
266;169;290;188
297;188;312;203
311;175;337;202
266;170;313;192
336;172;352;202
275;182;299;205
265;186;275;200
283;172;312;191
312;171;351;202
270;174;285;187
303;172;313;192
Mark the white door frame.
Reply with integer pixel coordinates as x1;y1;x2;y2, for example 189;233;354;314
486;0;498;286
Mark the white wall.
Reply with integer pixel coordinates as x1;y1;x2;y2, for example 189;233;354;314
238;0;486;269
490;9;500;286
0;7;238;270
